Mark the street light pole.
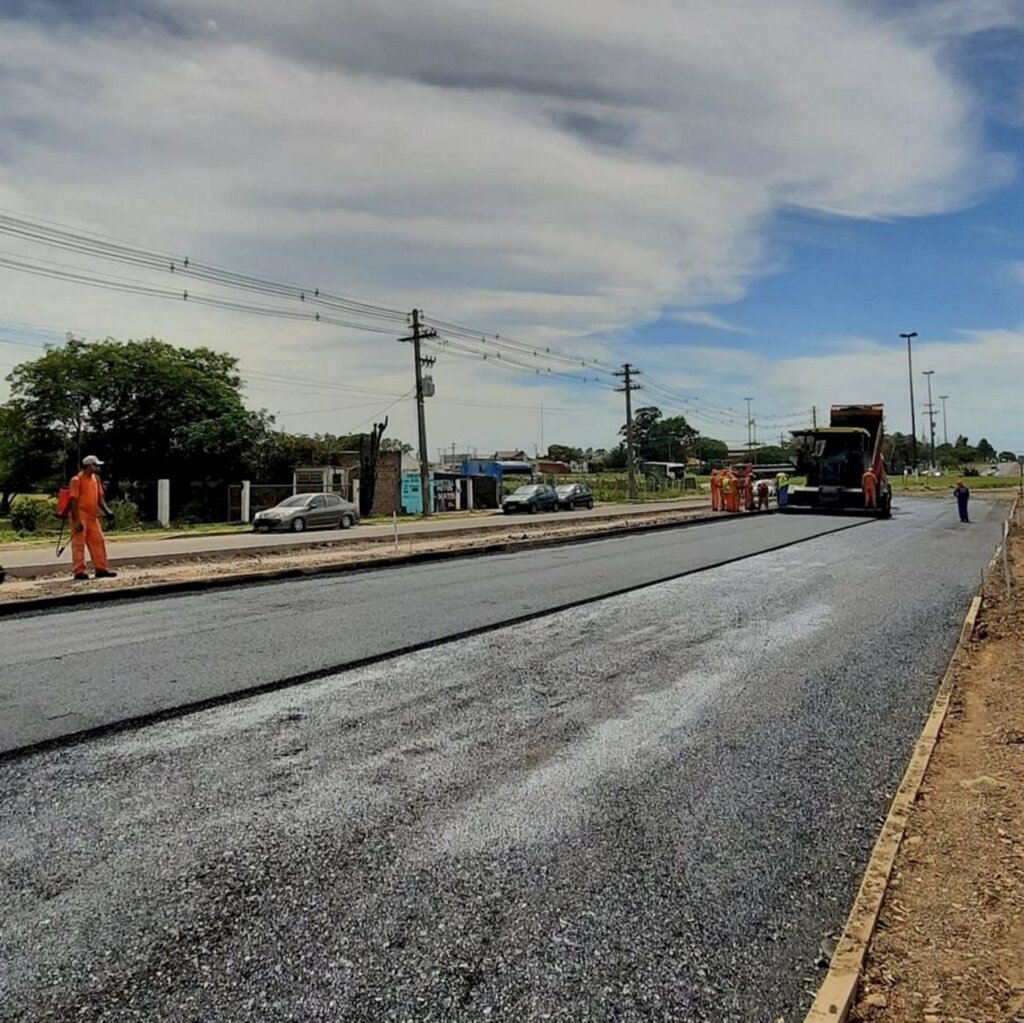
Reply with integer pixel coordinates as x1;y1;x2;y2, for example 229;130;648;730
900;332;918;472
744;397;754;461
923;370;936;470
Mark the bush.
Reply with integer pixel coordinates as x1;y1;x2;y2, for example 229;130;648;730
9;495;58;534
108;499;140;531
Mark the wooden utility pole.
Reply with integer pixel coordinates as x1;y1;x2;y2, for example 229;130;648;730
399;309;437;517
615;363;641;500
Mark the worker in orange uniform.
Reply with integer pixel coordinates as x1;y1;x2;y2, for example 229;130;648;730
726;469;740;512
862;466;878;509
757;479;770;511
69;455;116;581
709;469;720;511
744;465;756;511
720;469;734;512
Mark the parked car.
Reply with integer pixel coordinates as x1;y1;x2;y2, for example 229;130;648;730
555;482;594;510
501;484;558;514
252;493;359;533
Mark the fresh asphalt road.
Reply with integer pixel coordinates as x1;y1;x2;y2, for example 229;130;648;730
3;511;871;754
0;498;706;573
0;498;1005;1022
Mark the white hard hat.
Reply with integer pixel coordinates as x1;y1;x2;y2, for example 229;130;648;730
82;455;104;467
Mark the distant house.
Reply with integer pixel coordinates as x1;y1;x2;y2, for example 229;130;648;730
533;460;571;475
493;449;528;461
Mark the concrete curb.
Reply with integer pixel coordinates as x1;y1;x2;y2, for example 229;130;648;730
803;591;984;1022
0;508;740;618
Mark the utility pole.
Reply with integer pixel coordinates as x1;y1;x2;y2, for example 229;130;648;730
744;397;754;460
900;332;918;472
399;309;437;517
811;406;818;429
923;369;936;470
938;395;949;447
615;363;641;500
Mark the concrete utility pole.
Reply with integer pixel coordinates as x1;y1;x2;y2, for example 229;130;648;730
399;309;437;517
615;363;641;500
900;332;919;472
939;395;949;447
922;370;937;470
744;397;754;461
811;406;818;429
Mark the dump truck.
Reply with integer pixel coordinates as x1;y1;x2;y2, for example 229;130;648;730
784;404;892;517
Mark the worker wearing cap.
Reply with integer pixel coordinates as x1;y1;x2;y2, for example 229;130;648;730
69;455;116;581
862;467;878;509
775;470;790;509
743;465;755;511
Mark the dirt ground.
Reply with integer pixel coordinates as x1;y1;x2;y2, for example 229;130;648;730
852;515;1024;1023
0;506;714;604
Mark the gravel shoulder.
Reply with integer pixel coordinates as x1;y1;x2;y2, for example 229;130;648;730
852;512;1024;1022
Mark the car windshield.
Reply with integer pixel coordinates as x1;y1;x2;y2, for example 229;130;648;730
512;486;539;496
277;495;312;508
555;485;576;495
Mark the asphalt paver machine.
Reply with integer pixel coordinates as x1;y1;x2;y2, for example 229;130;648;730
785;404;892;517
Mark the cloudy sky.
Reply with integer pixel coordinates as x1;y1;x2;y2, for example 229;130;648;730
1;0;1023;456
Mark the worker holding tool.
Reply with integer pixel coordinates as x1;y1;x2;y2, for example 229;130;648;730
862;467;878;509
68;455;117;581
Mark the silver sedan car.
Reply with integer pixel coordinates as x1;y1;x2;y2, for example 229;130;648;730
252;493;360;533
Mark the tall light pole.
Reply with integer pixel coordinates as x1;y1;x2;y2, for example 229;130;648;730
922;370;936;470
938;395;949;447
900;332;918;472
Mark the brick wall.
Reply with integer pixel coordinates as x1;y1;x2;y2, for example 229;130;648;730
370;450;402;517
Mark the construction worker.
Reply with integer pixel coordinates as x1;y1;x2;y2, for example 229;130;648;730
710;469;721;511
954;479;970;523
862;467;878;509
69;455;116;581
757;479;770;511
720;468;736;512
744;465;755;511
775;470;790;509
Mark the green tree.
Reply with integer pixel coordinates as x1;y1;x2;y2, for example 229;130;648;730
7;337;261;490
998;450;1018;463
696;437;729;466
751;444;791;465
0;403;59;515
975;438;996;461
546;443;583;463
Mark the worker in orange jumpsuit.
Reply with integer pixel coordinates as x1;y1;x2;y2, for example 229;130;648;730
757;479;770;511
69;455;116;580
744;466;756;511
710;469;721;511
862;467;878;509
721;469;736;512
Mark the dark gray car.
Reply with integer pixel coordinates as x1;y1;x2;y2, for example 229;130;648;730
252;493;359;533
555;483;594;510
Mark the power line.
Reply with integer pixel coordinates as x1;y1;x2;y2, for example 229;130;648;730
0;212;408;323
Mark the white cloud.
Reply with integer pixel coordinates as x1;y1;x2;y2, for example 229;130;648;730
0;1;1015;452
666;310;751;334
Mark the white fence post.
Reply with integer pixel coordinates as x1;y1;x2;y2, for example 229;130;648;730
466;477;474;511
241;480;251;524
157;479;170;527
352;478;361;514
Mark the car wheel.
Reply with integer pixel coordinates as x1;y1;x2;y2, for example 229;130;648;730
529;504;538;514
587;499;594;510
291;517;306;533
340;513;355;529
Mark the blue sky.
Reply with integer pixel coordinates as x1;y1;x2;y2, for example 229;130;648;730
1;0;1023;454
